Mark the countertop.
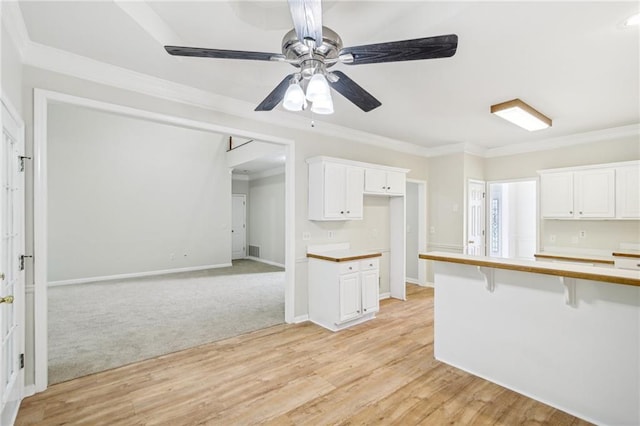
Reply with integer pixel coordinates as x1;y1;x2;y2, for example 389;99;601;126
420;251;640;287
534;252;615;264
307;249;382;263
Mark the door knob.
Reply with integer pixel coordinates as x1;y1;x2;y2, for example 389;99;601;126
0;295;14;304
468;240;474;243
0;272;4;280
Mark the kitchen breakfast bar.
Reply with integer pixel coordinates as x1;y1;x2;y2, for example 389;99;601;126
420;252;640;426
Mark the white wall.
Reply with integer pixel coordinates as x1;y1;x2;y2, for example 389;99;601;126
47;103;230;282
1;24;22;111
248;171;285;266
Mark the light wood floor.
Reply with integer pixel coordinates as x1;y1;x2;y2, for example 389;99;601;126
16;285;591;425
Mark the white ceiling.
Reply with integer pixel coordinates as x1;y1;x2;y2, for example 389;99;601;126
16;1;640;151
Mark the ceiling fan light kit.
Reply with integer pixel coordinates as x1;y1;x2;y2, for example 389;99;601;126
491;98;552;131
164;0;458;115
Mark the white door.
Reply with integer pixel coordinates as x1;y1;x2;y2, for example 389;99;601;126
575;169;615;218
339;272;360;322
361;270;379;314
0;100;25;426
364;169;387;194
385;171;405;195
540;172;574;218
231;194;246;260
467;180;485;256
323;163;347;218
344;167;364;219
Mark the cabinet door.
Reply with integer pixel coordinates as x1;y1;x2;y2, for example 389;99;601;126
364;169;388;194
385;171;405;195
339;272;361;322
575;169;615;218
323;163;347;219
345;167;364;218
361;270;379;314
616;166;640;218
541;172;574;218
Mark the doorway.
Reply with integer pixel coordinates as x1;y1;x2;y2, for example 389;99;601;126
32;89;296;392
1;98;25;425
466;179;486;255
231;194;247;260
405;180;427;285
487;179;537;259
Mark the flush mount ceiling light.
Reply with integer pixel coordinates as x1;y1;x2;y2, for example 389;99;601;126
490;98;552;131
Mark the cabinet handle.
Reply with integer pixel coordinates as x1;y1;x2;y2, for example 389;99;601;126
579;211;583;215
348;267;352;270
347;211;350;214
569;211;573;214
369;263;373;267
363;308;367;312
340;211;344;214
357;310;360;313
388;187;391;190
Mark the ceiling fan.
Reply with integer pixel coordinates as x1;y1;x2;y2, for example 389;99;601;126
165;0;458;114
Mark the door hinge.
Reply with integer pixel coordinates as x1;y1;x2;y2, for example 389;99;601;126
19;255;33;271
20;353;24;369
18;156;31;172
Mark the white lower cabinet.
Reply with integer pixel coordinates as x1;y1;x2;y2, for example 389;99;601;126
309;257;380;331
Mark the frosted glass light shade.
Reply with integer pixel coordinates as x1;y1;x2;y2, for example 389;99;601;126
282;82;305;111
490;99;551;131
311;96;334;115
306;73;331;102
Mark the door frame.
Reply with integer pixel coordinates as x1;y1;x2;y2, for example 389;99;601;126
33;89;296;392
406;179;427;286
0;92;26;422
231;194;247;260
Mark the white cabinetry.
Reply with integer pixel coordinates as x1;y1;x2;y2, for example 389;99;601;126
540;164;627;219
616;165;640;219
308;160;364;221
308;252;380;331
364;169;405;195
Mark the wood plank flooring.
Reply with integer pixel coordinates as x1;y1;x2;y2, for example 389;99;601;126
16;285;592;425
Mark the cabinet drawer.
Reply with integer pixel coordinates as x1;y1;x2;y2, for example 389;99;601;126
339;262;359;274
360;258;379;271
614;258;640;271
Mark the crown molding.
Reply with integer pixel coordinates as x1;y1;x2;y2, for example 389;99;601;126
1;1;30;59
424;142;487;158
483;123;640;158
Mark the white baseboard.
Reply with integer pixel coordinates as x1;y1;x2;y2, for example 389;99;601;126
379;292;391;300
23;384;36;398
293;314;309;324
405;277;420;285
244;256;285;268
48;263;233;286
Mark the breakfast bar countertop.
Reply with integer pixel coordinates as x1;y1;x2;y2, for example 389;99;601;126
420;251;640;287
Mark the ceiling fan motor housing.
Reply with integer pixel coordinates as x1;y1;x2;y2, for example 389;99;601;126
282;26;343;75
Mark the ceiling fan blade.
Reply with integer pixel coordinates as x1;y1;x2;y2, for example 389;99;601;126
287;0;323;48
339;34;458;65
328;71;382;112
165;46;285;62
255;74;294;111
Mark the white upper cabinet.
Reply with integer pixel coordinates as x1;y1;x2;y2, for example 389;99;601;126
539;161;638;220
616;165;640;218
574;169;615;218
364;169;405;195
541;172;574;218
307;156;409;221
309;161;364;221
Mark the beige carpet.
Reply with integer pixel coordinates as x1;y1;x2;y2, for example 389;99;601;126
48;260;284;384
